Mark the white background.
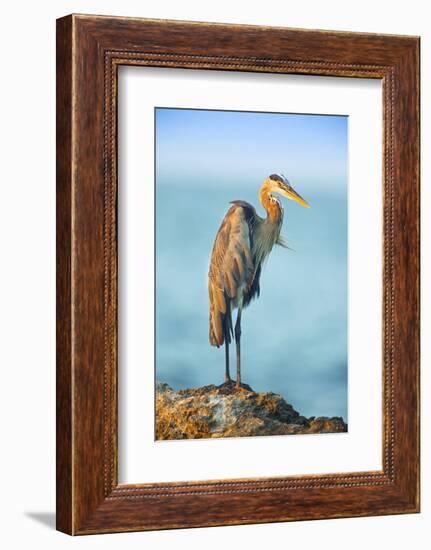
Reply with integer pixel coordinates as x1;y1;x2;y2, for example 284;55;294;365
0;1;428;548
119;68;382;483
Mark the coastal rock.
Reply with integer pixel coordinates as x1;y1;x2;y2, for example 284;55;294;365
155;381;347;440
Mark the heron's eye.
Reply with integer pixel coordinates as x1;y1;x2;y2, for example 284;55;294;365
269;173;284;184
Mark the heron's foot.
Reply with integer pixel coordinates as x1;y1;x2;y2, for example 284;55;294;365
235;381;253;392
224;374;232;384
218;379;253;394
218;379;238;394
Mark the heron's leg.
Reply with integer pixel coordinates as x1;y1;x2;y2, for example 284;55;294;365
224;339;231;382
235;307;242;388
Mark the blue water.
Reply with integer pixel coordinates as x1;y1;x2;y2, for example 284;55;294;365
155;180;347;421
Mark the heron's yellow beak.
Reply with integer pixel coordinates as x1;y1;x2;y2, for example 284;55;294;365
279;184;310;208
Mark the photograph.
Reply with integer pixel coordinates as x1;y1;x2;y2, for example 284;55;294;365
0;1;423;544
155;107;349;440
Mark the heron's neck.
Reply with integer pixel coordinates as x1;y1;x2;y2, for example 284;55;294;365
259;186;283;225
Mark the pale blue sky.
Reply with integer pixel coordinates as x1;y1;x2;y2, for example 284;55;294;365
155;107;348;190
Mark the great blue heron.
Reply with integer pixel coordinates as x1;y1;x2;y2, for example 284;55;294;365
208;173;310;389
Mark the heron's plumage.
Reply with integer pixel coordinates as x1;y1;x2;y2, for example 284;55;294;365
208;173;309;387
208;191;285;347
208;203;255;347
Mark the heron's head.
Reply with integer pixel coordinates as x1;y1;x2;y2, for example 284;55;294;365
265;173;310;208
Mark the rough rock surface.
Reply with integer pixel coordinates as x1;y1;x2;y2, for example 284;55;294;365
156;381;347;440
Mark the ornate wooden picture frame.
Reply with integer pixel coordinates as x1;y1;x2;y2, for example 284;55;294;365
56;14;420;535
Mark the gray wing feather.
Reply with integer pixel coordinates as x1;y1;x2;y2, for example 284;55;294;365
208;203;256;346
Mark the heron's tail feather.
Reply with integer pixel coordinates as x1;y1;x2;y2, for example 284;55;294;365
208;282;224;346
209;282;232;347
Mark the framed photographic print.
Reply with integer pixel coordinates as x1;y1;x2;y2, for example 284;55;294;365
56;14;420;534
